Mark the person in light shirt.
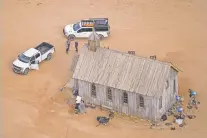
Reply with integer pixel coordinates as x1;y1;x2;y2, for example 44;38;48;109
76;96;82;104
74;96;81;113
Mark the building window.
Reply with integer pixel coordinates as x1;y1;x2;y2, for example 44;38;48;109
165;80;169;89
91;83;96;97
173;79;176;93
139;96;144;107
107;87;112;101
123;91;128;104
159;96;162;109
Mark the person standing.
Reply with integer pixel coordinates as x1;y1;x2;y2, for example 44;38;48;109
79;100;86;114
75;41;78;53
66;38;70;54
74;95;82;114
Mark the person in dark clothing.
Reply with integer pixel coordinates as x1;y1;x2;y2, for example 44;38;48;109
66;39;70;54
74;103;80;114
96;116;110;126
75;41;78;52
75;103;80;110
189;89;197;98
73;89;79;96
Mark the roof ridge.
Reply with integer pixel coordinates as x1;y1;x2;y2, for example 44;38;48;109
81;46;180;71
98;47;169;65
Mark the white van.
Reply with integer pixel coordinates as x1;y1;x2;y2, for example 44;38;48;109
63;18;110;39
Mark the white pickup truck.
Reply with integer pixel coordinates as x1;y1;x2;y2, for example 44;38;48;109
63;18;110;39
12;42;55;75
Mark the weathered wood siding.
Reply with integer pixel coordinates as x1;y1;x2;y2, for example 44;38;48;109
73;79;79;90
76;80;156;121
156;68;178;119
136;95;156;121
150;98;158;121
73;69;177;122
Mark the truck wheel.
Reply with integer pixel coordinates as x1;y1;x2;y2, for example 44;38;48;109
68;35;75;40
98;34;104;40
23;68;29;75
47;53;52;60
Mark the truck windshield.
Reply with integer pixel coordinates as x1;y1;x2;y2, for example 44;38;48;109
18;54;30;63
73;23;81;31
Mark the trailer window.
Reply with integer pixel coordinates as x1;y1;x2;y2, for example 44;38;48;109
139;96;144;107
107;87;112;101
123;91;128;104
91;83;96;97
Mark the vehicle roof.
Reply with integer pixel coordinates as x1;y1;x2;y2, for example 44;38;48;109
79;24;109;29
23;48;39;57
80;18;108;28
83;18;108;21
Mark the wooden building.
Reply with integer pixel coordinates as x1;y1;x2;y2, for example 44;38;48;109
69;30;180;121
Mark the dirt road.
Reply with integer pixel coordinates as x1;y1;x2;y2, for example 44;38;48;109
1;0;207;138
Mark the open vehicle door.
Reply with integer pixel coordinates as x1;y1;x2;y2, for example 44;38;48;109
30;61;39;70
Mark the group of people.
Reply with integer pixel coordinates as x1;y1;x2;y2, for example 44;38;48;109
161;89;199;129
188;89;200;110
72;88;114;126
65;37;79;54
168;89;200;127
72;88;200;127
176;89;199;111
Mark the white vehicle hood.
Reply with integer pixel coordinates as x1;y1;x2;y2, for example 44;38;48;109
64;24;74;34
13;59;29;68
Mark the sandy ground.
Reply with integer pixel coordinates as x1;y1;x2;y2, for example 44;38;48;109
1;0;207;138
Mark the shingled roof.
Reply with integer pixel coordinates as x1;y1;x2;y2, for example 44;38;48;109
73;46;178;97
